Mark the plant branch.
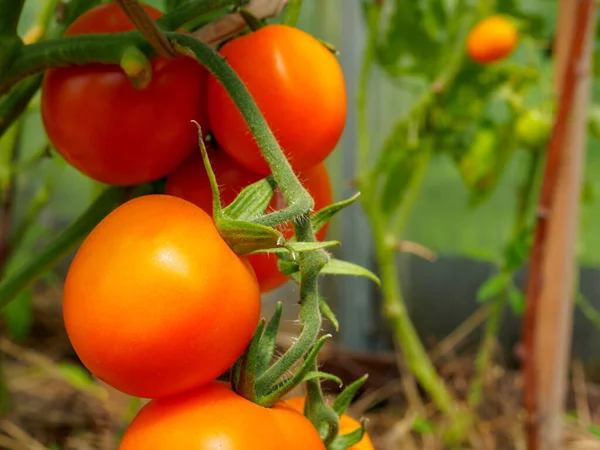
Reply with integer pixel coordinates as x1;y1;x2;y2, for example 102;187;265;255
522;2;593;448
115;0;177;58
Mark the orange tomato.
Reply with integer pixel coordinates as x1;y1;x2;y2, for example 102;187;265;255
119;382;326;450
42;3;209;185
285;397;375;450
63;195;260;399
207;24;347;175
165;148;333;293
466;16;518;64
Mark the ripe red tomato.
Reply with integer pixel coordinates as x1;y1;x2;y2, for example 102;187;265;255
63;195;260;399
466;16;519;64
119;382;326;450
285;397;374;450
207;24;347;175
165;148;333;292
41;3;209;186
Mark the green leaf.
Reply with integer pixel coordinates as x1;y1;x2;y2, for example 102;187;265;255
303;371;343;386
328;423;367;450
412;415;436;434
256;303;282;376
278;259;299;276
320;259;381;286
476;273;509;303
223;178;276;221
588;424;600;439
2;289;32;340
311;193;361;234
508;286;525;316
217;220;284;256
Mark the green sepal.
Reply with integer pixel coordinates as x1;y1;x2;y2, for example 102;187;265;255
332;375;368;417
320;297;339;331
217;219;284;256
257;335;331;407
234;319;266;401
256;302;282;376
303;371;343;386
327;422;367;450
239;8;266;31
311;193;361;235
320;259;381;286
278;259;300;276
476;273;509;303
251;241;339;255
223;177;276;221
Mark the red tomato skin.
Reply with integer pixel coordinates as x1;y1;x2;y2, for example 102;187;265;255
207;24;347;175
41;3;209;186
119;382;326;450
165;149;333;292
63;195;261;399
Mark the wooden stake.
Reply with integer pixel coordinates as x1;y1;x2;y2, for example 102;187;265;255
522;1;596;449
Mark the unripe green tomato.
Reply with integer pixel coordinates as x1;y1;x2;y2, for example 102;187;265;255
515;109;552;150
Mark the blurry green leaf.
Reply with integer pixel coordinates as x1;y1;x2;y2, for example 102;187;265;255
320;259;381;286
588;424;600;439
503;229;532;272
2;290;32;340
57;363;95;390
477;273;509;303
508;286;525;316
412;416;436;434
582;179;596;205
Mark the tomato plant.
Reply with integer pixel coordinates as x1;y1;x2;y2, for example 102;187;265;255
119;382;326;450
63;195;260;399
165;147;333;292
285;396;375;450
41;2;210;186
466;16;519;64
206;24;347;175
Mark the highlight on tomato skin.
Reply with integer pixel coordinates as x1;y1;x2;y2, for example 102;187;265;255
206;24;347;176
118;382;326;450
284;396;375;450
466;15;519;64
41;2;210;186
165;147;333;293
62;195;261;399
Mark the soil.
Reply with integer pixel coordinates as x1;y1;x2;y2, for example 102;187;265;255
1;284;600;450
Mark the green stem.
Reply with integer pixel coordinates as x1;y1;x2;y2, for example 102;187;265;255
0;186;140;309
356;3;380;182
468;149;542;406
393;148;430;237
282;0;304;27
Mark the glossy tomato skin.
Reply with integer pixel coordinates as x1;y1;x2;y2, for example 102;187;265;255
165;148;333;292
63;195;260;399
42;3;209;186
285;397;374;450
466;16;518;64
119;382;326;450
207;24;347;175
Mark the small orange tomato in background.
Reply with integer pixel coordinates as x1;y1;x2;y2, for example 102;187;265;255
165;148;333;293
119;382;326;450
285;397;375;450
63;195;260;399
41;3;209;186
207;24;347;175
466;16;519;64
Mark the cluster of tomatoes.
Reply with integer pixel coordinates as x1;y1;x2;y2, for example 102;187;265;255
40;2;373;449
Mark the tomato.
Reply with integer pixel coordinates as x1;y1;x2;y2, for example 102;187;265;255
63;195;260;399
41;3;209;186
207;24;347;175
165;148;333;293
466;16;518;64
515;109;552;149
285;396;374;450
119;382;326;450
